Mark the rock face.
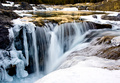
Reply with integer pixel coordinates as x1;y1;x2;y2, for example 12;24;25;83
20;2;33;10
0;26;10;49
0;9;20;27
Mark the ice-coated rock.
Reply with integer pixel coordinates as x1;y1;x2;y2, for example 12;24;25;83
0;50;28;82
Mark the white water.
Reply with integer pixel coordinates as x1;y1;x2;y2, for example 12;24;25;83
45;32;63;74
27;23;40;76
45;22;93;74
0;21;95;82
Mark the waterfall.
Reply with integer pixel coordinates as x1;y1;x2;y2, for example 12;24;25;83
18;22;93;75
23;27;29;66
0;21;94;82
45;22;93;73
25;23;40;75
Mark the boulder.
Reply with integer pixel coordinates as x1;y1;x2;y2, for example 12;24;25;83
20;2;33;10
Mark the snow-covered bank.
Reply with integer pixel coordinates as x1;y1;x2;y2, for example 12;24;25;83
80;11;120;29
35;56;120;83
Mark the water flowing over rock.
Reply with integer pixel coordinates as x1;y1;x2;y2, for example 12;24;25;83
1;16;119;82
0;21;95;82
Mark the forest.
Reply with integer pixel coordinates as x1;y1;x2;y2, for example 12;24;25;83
1;0;104;4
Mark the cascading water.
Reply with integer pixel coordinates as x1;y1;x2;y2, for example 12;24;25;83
45;22;93;74
0;21;94;82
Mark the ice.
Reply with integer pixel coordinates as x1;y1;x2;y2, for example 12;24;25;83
0;50;28;82
10;50;28;78
61;7;78;11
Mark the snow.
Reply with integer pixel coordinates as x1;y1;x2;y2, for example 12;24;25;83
2;3;13;7
61;7;78;11
35;56;120;83
19;14;33;17
2;1;14;7
80;12;120;29
14;4;20;7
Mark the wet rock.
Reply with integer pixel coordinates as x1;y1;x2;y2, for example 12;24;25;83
0;9;20;27
90;36;120;60
93;23;112;29
0;2;4;9
87;22;112;29
92;15;97;19
0;26;10;49
93;36;115;45
36;5;46;10
101;14;120;21
78;6;88;10
1;9;20;19
20;2;33;10
66;36;120;61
